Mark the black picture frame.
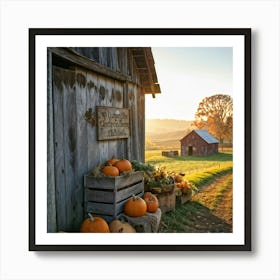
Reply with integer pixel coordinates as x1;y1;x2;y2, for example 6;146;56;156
29;28;251;251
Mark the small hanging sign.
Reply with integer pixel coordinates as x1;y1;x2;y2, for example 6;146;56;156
96;106;130;140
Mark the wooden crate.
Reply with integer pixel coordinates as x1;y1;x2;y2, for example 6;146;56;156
156;192;176;213
176;193;192;206
150;184;176;213
120;208;162;233
84;171;144;222
161;150;179;157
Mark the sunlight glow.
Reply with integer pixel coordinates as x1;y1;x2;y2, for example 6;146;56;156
146;47;233;121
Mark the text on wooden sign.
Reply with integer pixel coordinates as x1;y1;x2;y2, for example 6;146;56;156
96;106;130;140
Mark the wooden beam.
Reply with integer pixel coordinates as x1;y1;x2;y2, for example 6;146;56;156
142;49;161;95
50;47;161;95
47;49;57;233
49;47;130;82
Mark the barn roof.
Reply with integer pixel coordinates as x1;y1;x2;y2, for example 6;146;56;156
129;48;161;97
194;130;219;144
180;130;219;144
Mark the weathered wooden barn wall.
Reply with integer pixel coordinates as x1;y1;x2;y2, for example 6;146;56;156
180;131;218;157
47;47;159;232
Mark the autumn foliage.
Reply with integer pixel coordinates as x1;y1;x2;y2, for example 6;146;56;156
193;94;233;145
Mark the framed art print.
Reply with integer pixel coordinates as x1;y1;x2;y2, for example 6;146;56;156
29;28;251;251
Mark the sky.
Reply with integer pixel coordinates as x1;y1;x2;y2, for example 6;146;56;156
145;47;233;121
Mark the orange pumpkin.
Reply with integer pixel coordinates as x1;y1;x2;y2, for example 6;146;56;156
143;192;156;200
114;159;132;173
80;213;110;233
174;174;183;183
182;181;189;186
176;182;183;189
181;185;190;194
106;157;119;166
124;195;147;217
144;196;159;213
102;165;119;177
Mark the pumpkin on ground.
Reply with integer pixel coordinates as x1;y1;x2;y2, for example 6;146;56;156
113;159;132;173
124;195;147;217
144;194;159;213
109;220;136;233
102;165;119;177
80;213;110;233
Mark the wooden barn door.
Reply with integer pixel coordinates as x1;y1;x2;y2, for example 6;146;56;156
52;66;85;232
188;146;193;156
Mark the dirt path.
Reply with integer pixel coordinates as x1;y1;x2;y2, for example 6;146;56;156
211;179;233;225
193;173;233;226
159;173;233;233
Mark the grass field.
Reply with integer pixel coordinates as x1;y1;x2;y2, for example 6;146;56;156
144;149;233;233
145;150;233;233
160;174;233;233
145;150;233;187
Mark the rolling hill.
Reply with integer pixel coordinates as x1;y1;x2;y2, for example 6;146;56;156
145;119;195;150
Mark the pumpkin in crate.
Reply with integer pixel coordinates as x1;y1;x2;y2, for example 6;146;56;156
181;185;191;195
143;192;156;200
174;174;183;183
176;182;183;189
144;192;159;213
102;165;119;177
109;220;136;233
180;181;190;194
80;213;110;233
114;159;132;173
105;157;119;166
124;195;147;217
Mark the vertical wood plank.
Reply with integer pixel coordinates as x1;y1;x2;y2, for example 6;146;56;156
114;80;126;159
74;67;88;226
107;48;113;69
99;48;107;66
138;87;145;162
126;82;134;160
127;82;140;161
86;71;99;170
133;83;140;160
47;51;57;233
111;48;119;71
52;66;67;231
61;68;77;232
117;48;128;75
106;77;118;158
97;74;109;163
123;81;130;159
127;49;132;79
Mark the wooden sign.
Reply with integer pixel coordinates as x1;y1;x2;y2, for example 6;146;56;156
96;106;130;140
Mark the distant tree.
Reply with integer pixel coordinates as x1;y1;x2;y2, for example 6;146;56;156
193;94;233;147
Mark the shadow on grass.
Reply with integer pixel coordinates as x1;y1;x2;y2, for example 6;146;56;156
160;201;232;233
188;166;233;188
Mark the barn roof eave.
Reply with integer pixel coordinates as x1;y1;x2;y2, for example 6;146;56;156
194;130;219;144
129;47;161;96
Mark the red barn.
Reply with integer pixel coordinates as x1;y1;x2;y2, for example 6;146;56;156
180;130;219;157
